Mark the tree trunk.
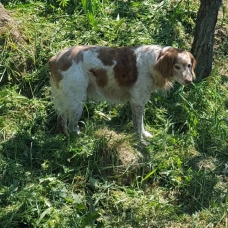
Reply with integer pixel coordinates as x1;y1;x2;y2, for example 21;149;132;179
191;0;222;80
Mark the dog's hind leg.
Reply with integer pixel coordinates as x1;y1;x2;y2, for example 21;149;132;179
67;101;85;134
54;93;86;135
51;69;88;135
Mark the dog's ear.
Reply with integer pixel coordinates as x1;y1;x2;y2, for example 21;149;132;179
188;52;196;79
153;51;175;78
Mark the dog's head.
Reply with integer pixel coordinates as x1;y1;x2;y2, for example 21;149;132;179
154;47;196;85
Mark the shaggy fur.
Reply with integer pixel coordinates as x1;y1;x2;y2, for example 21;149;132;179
49;45;196;138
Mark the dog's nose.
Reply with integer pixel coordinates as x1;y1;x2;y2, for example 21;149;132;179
184;75;192;85
185;79;192;85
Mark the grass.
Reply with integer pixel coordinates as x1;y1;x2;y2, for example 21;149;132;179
0;0;228;227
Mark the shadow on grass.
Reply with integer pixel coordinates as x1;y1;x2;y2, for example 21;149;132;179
0;126;89;226
178;169;218;214
176;132;228;214
0;112;151;226
180;145;228;214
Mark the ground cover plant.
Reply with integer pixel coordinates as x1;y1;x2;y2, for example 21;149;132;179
0;0;228;227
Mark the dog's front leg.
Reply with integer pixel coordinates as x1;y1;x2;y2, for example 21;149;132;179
130;102;153;139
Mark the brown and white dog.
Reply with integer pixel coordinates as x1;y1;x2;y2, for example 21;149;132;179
49;45;196;139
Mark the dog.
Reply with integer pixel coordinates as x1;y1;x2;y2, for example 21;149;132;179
49;45;196;139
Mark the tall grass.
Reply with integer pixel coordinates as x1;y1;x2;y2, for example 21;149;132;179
0;0;228;227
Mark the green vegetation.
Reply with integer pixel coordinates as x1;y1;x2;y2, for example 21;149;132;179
0;0;228;227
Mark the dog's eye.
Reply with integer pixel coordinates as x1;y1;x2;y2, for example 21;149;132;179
174;65;181;70
187;64;192;68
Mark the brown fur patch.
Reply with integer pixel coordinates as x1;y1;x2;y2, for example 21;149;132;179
90;68;108;87
97;48;115;66
153;48;179;78
49;57;63;88
49;46;92;88
97;47;138;87
188;52;197;79
113;47;138;86
59;46;89;71
153;72;174;89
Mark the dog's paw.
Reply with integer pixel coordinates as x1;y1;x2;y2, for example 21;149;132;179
142;131;153;138
72;126;80;135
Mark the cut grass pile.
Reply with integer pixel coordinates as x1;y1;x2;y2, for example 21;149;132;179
0;0;228;227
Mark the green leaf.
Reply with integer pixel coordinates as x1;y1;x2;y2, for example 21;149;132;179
142;169;157;182
81;212;100;226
